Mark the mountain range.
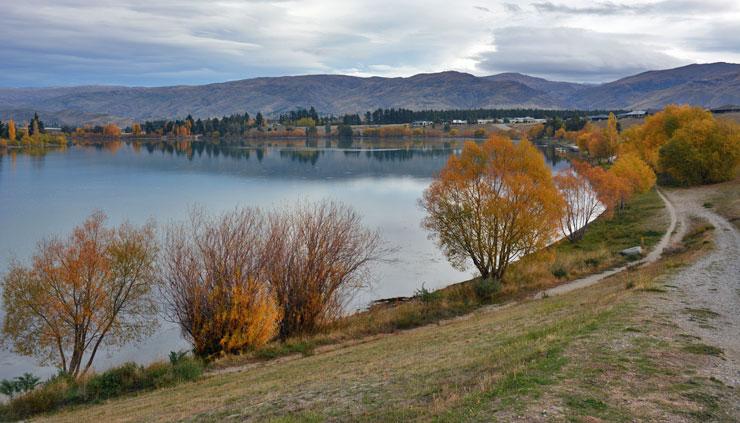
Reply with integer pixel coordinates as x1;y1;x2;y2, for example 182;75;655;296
0;63;737;125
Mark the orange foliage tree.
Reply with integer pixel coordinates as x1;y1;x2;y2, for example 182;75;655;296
575;162;631;215
131;123;143;136
421;136;564;282
1;212;159;377
7;119;16;141
610;153;656;194
265;201;384;338
103;123;121;137
160;208;280;357
553;167;602;242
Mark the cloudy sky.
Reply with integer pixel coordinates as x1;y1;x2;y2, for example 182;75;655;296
1;0;739;87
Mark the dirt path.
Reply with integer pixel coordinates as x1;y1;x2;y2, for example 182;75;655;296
657;187;740;393
536;188;677;299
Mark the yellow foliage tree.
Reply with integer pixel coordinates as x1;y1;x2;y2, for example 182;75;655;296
620;104;712;169
8;119;16;141
421;136;564;282
1;212;159;377
610;153;656;194
103;123;121;137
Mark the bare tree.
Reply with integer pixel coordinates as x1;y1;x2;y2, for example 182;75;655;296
265;201;383;339
553;168;602;242
1;212;158;377
160;208;279;357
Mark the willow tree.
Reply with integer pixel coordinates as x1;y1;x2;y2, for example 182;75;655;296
1;212;159;377
554;167;601;242
421;136;564;282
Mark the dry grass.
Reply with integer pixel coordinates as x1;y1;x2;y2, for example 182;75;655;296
703;175;740;229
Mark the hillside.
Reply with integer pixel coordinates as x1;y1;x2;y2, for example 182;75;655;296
0;63;738;124
571;62;740;110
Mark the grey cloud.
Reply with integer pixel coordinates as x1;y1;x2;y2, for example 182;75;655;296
534;0;737;16
503;3;521;12
533;1;649;15
477;26;687;82
685;21;740;53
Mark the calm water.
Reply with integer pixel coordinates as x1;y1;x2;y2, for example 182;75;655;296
0;139;569;379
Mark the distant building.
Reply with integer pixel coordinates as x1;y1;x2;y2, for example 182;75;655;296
710;105;740;114
451;119;467;125
476;118;497;124
411;120;433;127
510;117;545;124
588;114;610;121
617;110;647;119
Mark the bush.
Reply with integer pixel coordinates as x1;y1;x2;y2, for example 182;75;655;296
171;357;204;381
414;284;442;303
473;278;501;301
551;264;568;279
85;362;143;399
0;377;70;420
0;358;204;420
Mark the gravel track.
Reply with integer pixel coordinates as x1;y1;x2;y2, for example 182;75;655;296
659;187;740;392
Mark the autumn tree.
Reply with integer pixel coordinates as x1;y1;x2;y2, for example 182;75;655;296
619;104;735;177
554;168;602;242
421;136;564;282
160;208;280;357
574;161;630;216
7;119;16;141
527;123;545;140
265;201;383;338
610;153;656;194
658;118;740;185
131;123;143;136
1;212;158;377
103;123;122;137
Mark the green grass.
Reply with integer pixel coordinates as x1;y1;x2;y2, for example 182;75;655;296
683;343;724;357
557;188;666;257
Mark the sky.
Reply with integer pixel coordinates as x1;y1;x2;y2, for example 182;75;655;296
1;0;739;87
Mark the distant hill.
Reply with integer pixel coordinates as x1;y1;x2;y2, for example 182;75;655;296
570;63;740;110
0;63;737;124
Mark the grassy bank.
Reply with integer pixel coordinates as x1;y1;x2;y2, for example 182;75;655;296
32;210;733;422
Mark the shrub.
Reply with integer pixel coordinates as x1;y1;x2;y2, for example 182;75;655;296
551;264;568;279
161;208;280;358
171;357;204;381
473;278;501;301
84;362;143;399
414;284;442;303
266;201;384;338
0;377;69;420
0;358;205;420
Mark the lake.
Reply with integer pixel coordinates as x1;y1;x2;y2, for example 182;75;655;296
0;138;569;379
